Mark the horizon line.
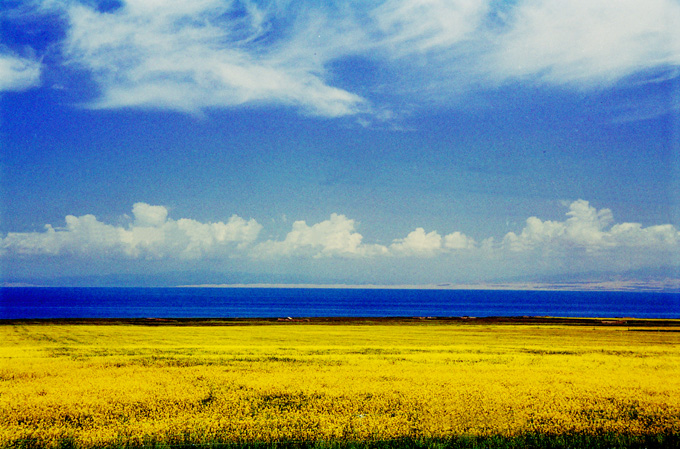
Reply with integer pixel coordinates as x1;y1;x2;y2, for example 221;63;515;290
175;280;680;292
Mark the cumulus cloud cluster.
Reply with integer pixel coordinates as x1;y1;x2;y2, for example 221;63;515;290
3;201;678;272
252;214;388;259
1;203;262;260
503;200;679;253
389;228;477;256
5;0;679;116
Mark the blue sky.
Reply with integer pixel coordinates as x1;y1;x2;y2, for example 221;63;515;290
1;0;679;287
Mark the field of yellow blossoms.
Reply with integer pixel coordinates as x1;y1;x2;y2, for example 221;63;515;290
1;319;679;448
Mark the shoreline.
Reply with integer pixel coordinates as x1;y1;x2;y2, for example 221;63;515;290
2;316;680;327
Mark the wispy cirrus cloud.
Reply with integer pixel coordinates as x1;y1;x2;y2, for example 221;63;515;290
0;50;41;91
59;0;367;116
371;0;489;57
7;0;679;118
486;0;680;87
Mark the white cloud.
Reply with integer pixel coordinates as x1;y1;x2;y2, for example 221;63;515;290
562;200;614;248
10;0;679;116
255;217;477;259
443;231;476;250
60;0;366;116
253;213;388;259
3;214;125;257
132;202;168;227
0;51;41;91
372;0;489;56
609;223;679;249
2;203;262;259
488;0;680;86
2;200;678;278
388;228;476;256
502;200;680;253
389;227;442;256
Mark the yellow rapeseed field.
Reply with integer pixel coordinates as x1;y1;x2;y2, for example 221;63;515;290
1;321;679;447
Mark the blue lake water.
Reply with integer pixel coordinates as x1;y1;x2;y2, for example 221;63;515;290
1;287;679;319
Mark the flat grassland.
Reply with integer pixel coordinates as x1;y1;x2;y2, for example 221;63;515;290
1;319;679;448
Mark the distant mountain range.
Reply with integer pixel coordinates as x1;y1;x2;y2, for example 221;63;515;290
3;267;680;292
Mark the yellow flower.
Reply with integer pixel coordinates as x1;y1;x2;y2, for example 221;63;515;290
1;322;678;446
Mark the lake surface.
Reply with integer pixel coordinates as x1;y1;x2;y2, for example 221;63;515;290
1;287;679;319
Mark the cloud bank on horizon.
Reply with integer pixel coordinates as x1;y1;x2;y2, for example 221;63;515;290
2;0;679;119
3;201;678;274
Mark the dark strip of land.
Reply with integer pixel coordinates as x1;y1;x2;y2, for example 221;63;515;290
1;316;679;327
